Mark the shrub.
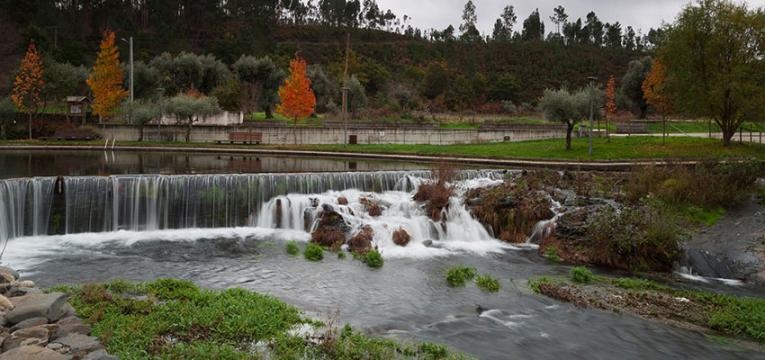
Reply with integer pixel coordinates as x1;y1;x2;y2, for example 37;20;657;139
475;275;501;292
413;164;456;221
364;250;384;268
570;267;593;284
528;276;554;294
285;241;300;256
544;246;561;262
304;244;324;262
337;251;346;259
445;266;477;287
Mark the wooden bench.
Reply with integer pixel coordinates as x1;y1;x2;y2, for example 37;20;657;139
40;128;99;141
217;132;263;145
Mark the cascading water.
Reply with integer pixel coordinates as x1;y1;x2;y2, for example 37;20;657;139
0;170;507;255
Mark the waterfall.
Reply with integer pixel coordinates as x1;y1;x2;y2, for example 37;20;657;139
0;170;505;244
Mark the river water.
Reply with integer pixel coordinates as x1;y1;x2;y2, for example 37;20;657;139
0;151;762;359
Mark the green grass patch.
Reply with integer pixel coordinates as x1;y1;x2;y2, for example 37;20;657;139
678;206;726;226
611;277;669;291
285;241;300;256
544;246;561;263
337;251;347;259
303;243;324;262
364;250;384;268
55;279;469;359
527;276;556;294
445;266;478;287
570;267;594;284
475;275;501;293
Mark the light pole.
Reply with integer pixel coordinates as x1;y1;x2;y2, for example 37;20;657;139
121;37;134;123
157;87;164;141
587;76;598;157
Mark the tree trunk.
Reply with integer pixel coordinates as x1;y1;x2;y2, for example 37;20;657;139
28;113;32;140
565;122;573;150
265;106;273;119
186;116;193;143
138;123;144;142
722;127;735;147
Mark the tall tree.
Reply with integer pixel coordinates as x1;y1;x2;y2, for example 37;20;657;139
661;0;765;146
86;30;127;122
493;5;517;41
459;1;481;42
522;9;545;41
642;58;672;143
11;42;45;139
166;90;221;143
584;11;604;46
605;75;617;141
550;5;568;35
619;57;652;118
277;56;317;134
604;22;623;48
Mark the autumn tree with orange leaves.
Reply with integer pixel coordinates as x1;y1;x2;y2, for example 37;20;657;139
277;56;316;143
11;42;45;139
87;30;127;122
642;59;672;143
604;75;617;141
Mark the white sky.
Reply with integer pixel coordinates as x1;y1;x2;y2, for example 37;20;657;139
376;0;765;34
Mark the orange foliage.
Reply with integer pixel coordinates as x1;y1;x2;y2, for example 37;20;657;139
11;42;45;114
605;75;617;118
642;59;672;116
277;56;316;122
86;30;127;120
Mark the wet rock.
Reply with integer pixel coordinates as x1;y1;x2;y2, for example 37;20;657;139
360;197;383;217
53;334;103;358
0;267;19;282
348;225;374;254
5;293;69;325
423;240;434;247
392;228;411;247
5;287;43;298
0;295;13;311
52;317;91;340
0;345;71;360
465;183;553;243
337;196;348;205
9;317;47;332
83;349;117;360
311;205;351;248
3;325;52;351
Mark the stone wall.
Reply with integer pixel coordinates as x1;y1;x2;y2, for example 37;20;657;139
99;124;567;145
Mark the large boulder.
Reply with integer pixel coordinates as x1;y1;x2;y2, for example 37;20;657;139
392;228;411;247
83;349;118;360
0;266;19;281
3;324;55;352
348;225;374;254
311;205;350;248
52;333;103;359
0;345;70;360
5;293;69;325
9;317;47;332
52;316;91;340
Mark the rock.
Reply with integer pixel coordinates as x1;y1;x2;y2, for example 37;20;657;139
54;334;103;358
392;228;411;247
45;342;64;352
423;240;434;247
0;345;71;360
310;206;350;248
348;225;374;254
13;281;34;288
5;293;69;325
0;294;14;311
0;267;20;281
360;197;383;217
52;317;91;339
83;349;117;360
337;196;348;205
5;287;43;298
3;325;51;351
9;317;47;332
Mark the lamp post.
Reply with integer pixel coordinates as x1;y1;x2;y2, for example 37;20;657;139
121;37;134;123
157;87;164;141
587;76;598;157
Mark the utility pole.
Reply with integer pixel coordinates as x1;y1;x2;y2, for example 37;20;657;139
588;76;597;157
342;32;350;146
122;37;134;123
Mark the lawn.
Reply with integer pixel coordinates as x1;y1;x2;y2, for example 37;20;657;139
647;120;765;134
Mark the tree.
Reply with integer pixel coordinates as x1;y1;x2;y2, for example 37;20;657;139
87;30;127;122
422;62;450;99
584;11;604;46
642;59;672;143
0;98;15;139
619;57;651;118
234;56;286;118
459;1;481;43
277;56;317;132
550;6;568;35
43;59;88;110
347;75;367;117
540;88;591;150
488;73;520;101
605;75;618;141
308;64;337;113
128;101;158;142
166;91;221;143
661;0;765;146
522;9;545;41
604;22;623;48
11;42;45;139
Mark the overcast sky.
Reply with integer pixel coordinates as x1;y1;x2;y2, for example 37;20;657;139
376;0;765;35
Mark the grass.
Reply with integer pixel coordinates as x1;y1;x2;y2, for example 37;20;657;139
50;279;469;359
3;136;764;161
364;250;384;268
445;266;477;287
475;275;501;292
570;267;594;284
285;241;300;256
678;206;726;226
528;276;555;294
544;246;561;263
611;277;669;291
303;243;324;262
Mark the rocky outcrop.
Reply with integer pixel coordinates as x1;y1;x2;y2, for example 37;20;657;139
465;182;553;243
0;267;115;360
360;197;383;217
311;204;350;249
349;225;374;254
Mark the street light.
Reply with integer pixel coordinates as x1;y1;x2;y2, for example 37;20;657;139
587;76;598;157
121;37;134;124
157;87;165;141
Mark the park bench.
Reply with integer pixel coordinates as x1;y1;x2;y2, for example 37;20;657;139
615;122;649;134
40;128;99;141
217;132;263;145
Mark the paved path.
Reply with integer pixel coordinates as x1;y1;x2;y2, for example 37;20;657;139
0;144;744;171
612;132;765;144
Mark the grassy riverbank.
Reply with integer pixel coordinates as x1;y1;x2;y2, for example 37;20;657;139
2;136;763;162
52;279;468;359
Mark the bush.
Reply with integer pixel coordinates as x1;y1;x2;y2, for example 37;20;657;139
364;250;384;268
285;241;300;256
445;266;477;287
337;251;347;259
304;244;324;262
528;276;554;294
544;246;561;262
413;164;456;221
475;275;501;292
570;267;593;284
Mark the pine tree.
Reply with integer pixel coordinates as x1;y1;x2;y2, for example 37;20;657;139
87;30;127;122
11;42;45;139
277;56;316;143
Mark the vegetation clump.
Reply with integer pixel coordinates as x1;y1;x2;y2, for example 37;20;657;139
475;275;501;292
364;250;384;268
544;246;561;263
570;267;594;284
285;241;300;256
304;243;324;262
392;227;411;247
413;165;456;221
446;266;477;287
